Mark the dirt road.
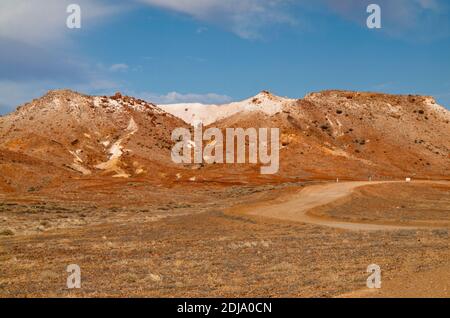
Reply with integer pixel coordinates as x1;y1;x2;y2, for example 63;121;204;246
1;181;448;297
239;181;442;231
233;180;450;297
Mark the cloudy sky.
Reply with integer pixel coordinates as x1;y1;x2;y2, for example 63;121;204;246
0;0;449;113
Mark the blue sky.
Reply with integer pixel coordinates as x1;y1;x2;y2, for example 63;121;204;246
1;0;449;114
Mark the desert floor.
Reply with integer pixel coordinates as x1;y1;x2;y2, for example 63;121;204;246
0;180;449;297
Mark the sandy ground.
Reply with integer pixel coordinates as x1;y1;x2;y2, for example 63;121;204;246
310;182;450;227
233;180;450;297
237;181;449;231
0;181;448;298
339;265;450;298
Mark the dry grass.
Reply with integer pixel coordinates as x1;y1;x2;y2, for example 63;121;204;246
0;182;449;297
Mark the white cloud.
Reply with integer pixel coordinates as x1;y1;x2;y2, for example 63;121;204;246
0;1;125;113
0;80;233;114
109;64;129;72
321;0;449;40
416;0;440;10
0;78;122;115
138;0;296;39
0;80;49;114
196;27;208;34
137;0;449;40
133;91;233;104
0;0;123;46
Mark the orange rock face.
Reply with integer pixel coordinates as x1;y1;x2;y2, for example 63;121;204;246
0;89;449;197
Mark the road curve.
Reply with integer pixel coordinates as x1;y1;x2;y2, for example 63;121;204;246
239;181;441;231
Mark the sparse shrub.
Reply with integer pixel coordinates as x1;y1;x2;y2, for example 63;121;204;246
0;229;15;236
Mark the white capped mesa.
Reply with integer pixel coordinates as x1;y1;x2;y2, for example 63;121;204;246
159;91;295;126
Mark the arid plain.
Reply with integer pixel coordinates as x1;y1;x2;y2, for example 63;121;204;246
0;90;449;297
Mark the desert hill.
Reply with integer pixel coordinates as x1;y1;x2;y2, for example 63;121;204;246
0;90;189;193
210;90;450;181
0;89;449;194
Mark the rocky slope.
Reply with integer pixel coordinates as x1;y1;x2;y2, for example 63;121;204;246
0;89;449;194
210;90;450;181
0;90;189;192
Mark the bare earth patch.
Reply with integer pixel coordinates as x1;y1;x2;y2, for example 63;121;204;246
310;182;450;227
0;182;448;297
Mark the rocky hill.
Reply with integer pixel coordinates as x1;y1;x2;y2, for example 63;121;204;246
0;90;189;192
210;90;450;181
0;89;449;194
